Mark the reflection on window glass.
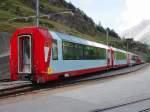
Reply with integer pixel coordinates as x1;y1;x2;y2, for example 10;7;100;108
131;56;137;60
115;51;126;60
62;41;106;60
52;40;58;60
24;38;30;59
63;41;75;60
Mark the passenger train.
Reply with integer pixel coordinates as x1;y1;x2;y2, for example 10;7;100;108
10;27;142;83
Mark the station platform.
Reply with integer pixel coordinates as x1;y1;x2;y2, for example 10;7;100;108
0;81;32;90
0;64;147;91
0;64;149;112
78;63;147;82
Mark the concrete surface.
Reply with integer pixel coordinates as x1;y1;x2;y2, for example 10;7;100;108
0;65;149;112
78;64;147;82
0;64;146;90
0;55;9;80
0;81;32;90
96;98;150;112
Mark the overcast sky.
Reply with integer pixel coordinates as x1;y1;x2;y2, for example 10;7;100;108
65;0;150;33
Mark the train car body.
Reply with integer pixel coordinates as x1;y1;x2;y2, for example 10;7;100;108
110;47;128;68
49;31;109;77
10;27;142;83
127;52;142;66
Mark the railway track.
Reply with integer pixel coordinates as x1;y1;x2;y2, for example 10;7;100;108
92;97;150;112
0;85;32;97
0;63;148;99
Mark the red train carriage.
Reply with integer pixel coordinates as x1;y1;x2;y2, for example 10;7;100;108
10;27;52;83
110;47;128;68
10;27;142;83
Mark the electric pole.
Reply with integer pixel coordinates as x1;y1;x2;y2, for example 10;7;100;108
36;0;39;27
106;28;109;46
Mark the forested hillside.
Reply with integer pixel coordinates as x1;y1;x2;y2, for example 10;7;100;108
0;0;149;60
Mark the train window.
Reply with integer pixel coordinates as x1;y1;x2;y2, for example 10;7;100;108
115;52;126;60
63;41;75;60
62;41;106;60
98;48;106;59
95;48;100;59
84;45;91;59
131;56;136;60
89;46;95;59
52;40;58;60
84;45;105;60
74;43;84;60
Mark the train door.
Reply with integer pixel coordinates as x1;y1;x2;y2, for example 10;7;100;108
18;35;32;76
111;50;114;67
107;49;111;67
107;49;114;68
127;54;130;65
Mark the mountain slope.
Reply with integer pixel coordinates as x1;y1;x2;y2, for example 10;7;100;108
0;0;120;44
122;20;150;45
0;0;150;61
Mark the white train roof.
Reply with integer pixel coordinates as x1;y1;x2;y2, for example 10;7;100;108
50;31;109;49
111;47;137;56
110;47;127;54
49;31;136;55
127;52;137;56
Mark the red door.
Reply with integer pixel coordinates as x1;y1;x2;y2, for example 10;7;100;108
111;49;114;67
107;49;111;68
107;48;114;68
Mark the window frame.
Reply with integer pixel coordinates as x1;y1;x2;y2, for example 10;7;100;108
62;40;107;60
52;40;58;60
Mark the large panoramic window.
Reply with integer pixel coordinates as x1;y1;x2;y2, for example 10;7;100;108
62;41;106;60
74;43;84;60
115;51;126;60
63;41;75;60
98;47;106;59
